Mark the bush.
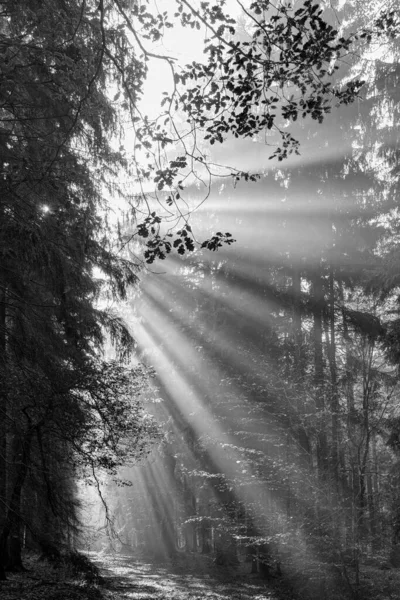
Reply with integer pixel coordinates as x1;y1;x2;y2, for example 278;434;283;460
65;551;103;584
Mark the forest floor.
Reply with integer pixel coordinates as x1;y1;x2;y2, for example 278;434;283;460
93;551;287;600
1;550;400;600
0;550;293;600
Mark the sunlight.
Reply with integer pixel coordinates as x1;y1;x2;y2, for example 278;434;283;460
4;1;399;598
121;261;341;580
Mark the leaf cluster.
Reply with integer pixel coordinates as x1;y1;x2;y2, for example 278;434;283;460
172;0;364;160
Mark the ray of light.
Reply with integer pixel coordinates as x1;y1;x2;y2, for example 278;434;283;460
128;287;331;572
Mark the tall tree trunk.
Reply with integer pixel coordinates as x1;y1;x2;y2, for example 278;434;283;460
0;282;7;581
183;477;197;552
0;425;33;578
357;337;374;541
292;266;303;378
312;273;328;480
371;436;380;549
324;267;339;488
200;516;211;554
329;268;339;487
389;463;400;567
366;448;376;549
339;281;360;547
292;267;310;466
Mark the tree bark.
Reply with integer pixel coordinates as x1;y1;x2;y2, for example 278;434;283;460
327;267;339;487
312;273;328;480
358;337;374;539
292;267;311;466
292;266;303;378
0;282;7;580
0;426;33;578
323;267;340;504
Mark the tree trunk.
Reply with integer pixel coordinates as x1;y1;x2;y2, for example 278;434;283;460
340;285;359;550
358;337;374;540
292;266;303;378
183;476;197;552
0;282;7;504
292;267;311;467
366;458;376;548
326;267;339;488
390;463;400;567
6;536;24;572
312;273;328;480
0;426;33;578
200;516;211;554
371;436;380;549
0;282;7;580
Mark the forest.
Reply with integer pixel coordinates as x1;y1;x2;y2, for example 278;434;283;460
1;1;400;600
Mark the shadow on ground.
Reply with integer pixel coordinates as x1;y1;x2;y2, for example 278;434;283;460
90;552;291;600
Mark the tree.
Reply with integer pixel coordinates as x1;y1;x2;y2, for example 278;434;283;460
0;0;149;577
0;0;398;582
120;0;399;258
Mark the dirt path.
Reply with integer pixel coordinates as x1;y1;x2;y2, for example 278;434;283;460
0;552;292;600
91;552;289;600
